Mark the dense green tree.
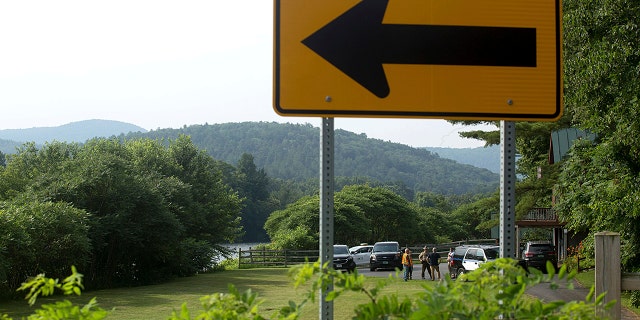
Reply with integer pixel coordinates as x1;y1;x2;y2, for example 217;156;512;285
414;192;455;212
232;153;275;242
267;178;314;211
556;141;640;266
44;138;186;287
0;198;91;294
446;118;570;238
450;0;640;279
514;162;559;214
0;137;243;291
413;191;498;243
556;0;640;272
413;207;442;244
265;185;425;249
449;193;500;241
125;136;242;276
0;142;79;200
264;194;370;249
451;120;571;178
265;195;321;250
335;185;424;244
166;135;242;246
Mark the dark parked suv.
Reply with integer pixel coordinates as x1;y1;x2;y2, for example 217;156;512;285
369;241;403;271
333;245;356;272
522;241;557;272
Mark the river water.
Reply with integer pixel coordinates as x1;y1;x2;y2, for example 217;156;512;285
221;243;267;259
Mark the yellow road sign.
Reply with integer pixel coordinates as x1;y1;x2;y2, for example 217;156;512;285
273;0;562;121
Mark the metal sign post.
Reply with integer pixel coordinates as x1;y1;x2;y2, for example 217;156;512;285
499;120;516;258
319;117;335;320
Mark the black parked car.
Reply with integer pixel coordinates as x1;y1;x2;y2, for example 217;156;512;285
369;241;403;271
333;245;356;272
522;241;557;272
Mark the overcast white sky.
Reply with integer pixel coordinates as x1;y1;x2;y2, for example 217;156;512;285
0;0;495;148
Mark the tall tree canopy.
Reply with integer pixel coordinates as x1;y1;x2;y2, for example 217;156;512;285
264;185;430;249
444;0;639;273
556;0;640;268
231;153;277;242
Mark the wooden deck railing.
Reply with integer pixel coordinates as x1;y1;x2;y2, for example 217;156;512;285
521;207;557;221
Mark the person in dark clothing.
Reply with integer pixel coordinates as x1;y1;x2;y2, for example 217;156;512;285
427;247;442;281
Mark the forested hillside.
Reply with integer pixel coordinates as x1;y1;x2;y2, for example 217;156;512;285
0;139;20;155
425;146;500;173
123;122;498;195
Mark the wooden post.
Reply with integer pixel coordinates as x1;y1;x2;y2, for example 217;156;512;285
284;249;288;267
595;231;620;319
238;248;242;269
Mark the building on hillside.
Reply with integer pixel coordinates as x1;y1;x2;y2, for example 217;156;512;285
515;128;596;265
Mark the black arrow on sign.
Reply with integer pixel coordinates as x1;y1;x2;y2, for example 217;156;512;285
302;0;537;98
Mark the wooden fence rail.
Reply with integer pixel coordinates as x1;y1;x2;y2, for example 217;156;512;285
238;248;319;268
237;239;498;268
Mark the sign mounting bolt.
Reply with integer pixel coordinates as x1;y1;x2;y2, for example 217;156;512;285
507;99;513;105
325;96;332;102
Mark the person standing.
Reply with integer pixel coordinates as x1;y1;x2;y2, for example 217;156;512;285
428;247;442;281
418;247;431;279
402;248;413;281
408;248;414;279
447;248;455;279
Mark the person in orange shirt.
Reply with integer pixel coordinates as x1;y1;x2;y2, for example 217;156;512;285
402;248;413;281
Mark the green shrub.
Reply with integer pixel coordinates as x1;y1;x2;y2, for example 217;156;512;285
631;290;640;308
219;258;238;271
0;200;91;297
270;225;316;250
7;266;107;320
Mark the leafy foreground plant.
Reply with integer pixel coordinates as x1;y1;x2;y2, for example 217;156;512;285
292;259;612;319
3;266;108;320
2;260;612;319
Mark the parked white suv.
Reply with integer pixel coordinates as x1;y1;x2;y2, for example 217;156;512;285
451;245;499;278
349;244;373;266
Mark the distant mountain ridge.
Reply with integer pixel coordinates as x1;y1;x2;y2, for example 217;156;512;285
0;120;147;146
425;146;500;173
0;120;499;195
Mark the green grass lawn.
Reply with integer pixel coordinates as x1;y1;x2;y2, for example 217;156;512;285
6;267;637;319
0;268;429;320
